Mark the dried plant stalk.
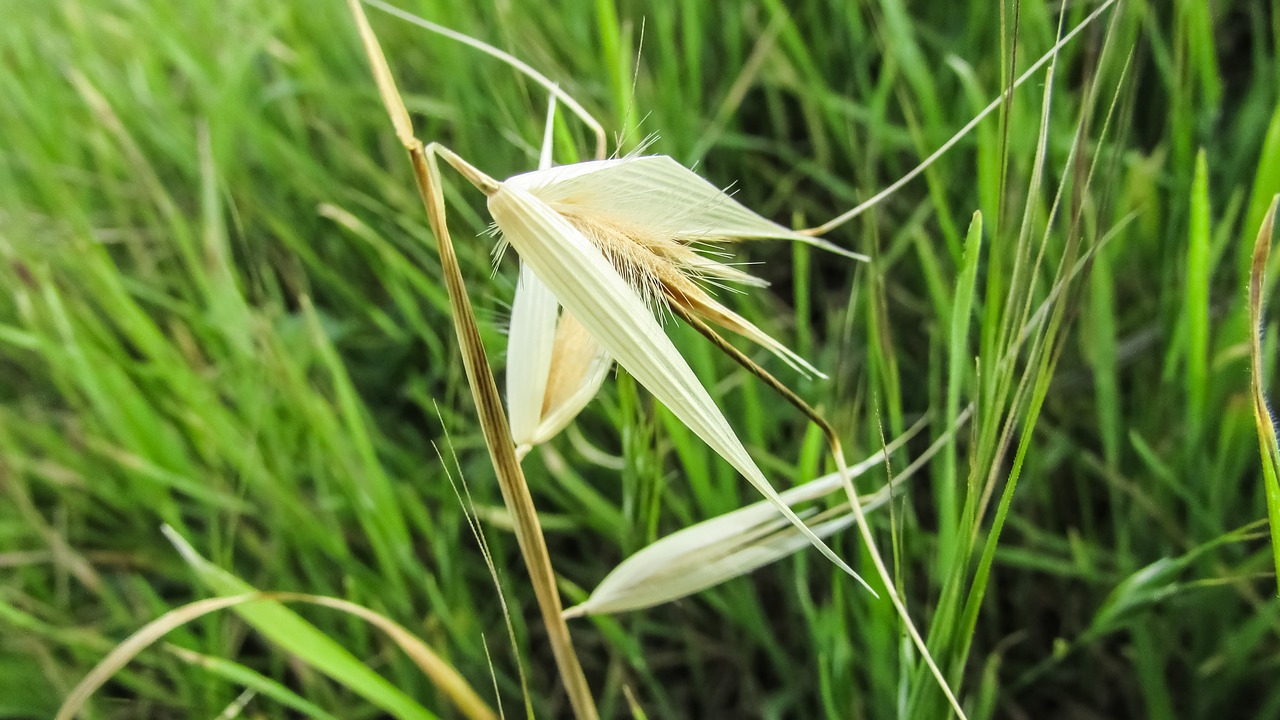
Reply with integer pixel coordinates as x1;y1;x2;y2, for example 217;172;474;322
346;2;599;717
56;588;497;720
410;145;599;720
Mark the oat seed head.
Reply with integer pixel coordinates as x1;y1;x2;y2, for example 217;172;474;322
498;155;850;376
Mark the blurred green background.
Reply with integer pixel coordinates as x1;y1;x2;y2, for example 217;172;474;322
2;0;1279;717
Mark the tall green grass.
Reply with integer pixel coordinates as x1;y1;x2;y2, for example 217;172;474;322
2;0;1278;717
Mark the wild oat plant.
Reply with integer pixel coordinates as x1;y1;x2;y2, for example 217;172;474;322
5;0;1280;718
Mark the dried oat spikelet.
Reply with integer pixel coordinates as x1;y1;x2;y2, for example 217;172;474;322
437;145;872;590
502;155;867;378
565;410;965;617
563;422;924;618
508;264;612;453
506;97;612;454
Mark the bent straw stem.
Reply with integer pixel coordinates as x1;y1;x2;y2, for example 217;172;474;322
411;144;600;720
345;1;598;715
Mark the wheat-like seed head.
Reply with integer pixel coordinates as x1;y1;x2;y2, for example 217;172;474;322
501;155;860;377
476;167;874;592
503;149;851;451
563;415;940;618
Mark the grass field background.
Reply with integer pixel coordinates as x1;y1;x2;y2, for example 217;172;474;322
3;0;1280;717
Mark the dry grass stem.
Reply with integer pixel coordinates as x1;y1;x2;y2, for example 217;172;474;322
56;591;497;720
411;108;600;720
362;0;607;160
413;137;600;720
347;2;599;717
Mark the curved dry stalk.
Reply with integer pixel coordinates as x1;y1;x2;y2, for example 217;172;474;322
56;592;496;720
668;304;968;720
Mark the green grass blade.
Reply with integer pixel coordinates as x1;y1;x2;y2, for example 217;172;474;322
1247;196;1280;594
1185;148;1212;447
938;210;982;571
